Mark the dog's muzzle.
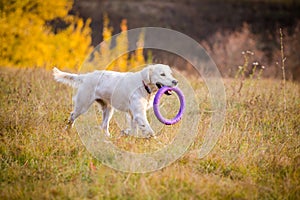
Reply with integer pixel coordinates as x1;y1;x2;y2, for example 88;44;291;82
156;80;178;95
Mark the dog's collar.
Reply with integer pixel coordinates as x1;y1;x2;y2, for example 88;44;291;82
143;81;151;94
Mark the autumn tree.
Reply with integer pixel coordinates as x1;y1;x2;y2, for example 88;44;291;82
0;0;92;71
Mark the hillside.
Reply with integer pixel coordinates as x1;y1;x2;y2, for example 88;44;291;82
71;0;300;80
72;0;300;45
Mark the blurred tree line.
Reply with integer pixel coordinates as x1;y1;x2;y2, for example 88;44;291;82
0;0;146;72
83;14;146;72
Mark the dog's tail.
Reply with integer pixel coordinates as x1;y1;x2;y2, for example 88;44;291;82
53;67;82;88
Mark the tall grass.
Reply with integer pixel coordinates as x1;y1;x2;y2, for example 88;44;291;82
0;66;299;199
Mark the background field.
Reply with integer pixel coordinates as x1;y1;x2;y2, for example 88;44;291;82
0;67;299;199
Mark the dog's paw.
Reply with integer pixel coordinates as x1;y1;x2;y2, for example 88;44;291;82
121;129;132;136
104;131;111;138
64;123;72;131
141;130;156;139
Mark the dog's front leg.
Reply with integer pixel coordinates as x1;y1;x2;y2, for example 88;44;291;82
130;102;154;138
129;95;154;138
121;112;137;136
134;114;154;138
130;115;138;135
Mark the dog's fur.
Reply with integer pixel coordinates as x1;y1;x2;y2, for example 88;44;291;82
53;64;178;137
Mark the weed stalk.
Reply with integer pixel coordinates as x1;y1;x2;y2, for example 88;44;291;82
279;28;287;112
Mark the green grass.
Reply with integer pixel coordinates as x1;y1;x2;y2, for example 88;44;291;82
0;66;299;199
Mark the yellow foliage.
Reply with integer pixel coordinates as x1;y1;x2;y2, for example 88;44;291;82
86;15;147;72
111;19;129;72
101;13;114;71
131;30;146;68
1;1;149;72
93;17;149;72
0;0;92;71
102;13;113;41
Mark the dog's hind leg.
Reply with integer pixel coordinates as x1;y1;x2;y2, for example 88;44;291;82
67;88;94;128
67;102;94;128
98;101;114;137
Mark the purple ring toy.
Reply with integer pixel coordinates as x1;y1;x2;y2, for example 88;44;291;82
153;86;185;125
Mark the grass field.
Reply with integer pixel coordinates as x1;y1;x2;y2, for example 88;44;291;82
0;66;299;199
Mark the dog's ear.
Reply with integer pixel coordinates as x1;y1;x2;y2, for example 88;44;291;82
141;65;153;84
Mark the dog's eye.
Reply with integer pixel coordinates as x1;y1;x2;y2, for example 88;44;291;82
160;73;166;76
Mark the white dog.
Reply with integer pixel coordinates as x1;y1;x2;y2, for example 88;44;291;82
53;64;178;137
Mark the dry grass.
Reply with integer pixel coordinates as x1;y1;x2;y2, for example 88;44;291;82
0;66;299;199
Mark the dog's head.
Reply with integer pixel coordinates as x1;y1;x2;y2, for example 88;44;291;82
142;64;178;88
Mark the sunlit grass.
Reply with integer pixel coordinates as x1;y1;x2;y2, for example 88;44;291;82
0;67;299;199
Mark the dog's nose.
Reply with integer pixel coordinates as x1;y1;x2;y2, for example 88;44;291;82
172;80;178;86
